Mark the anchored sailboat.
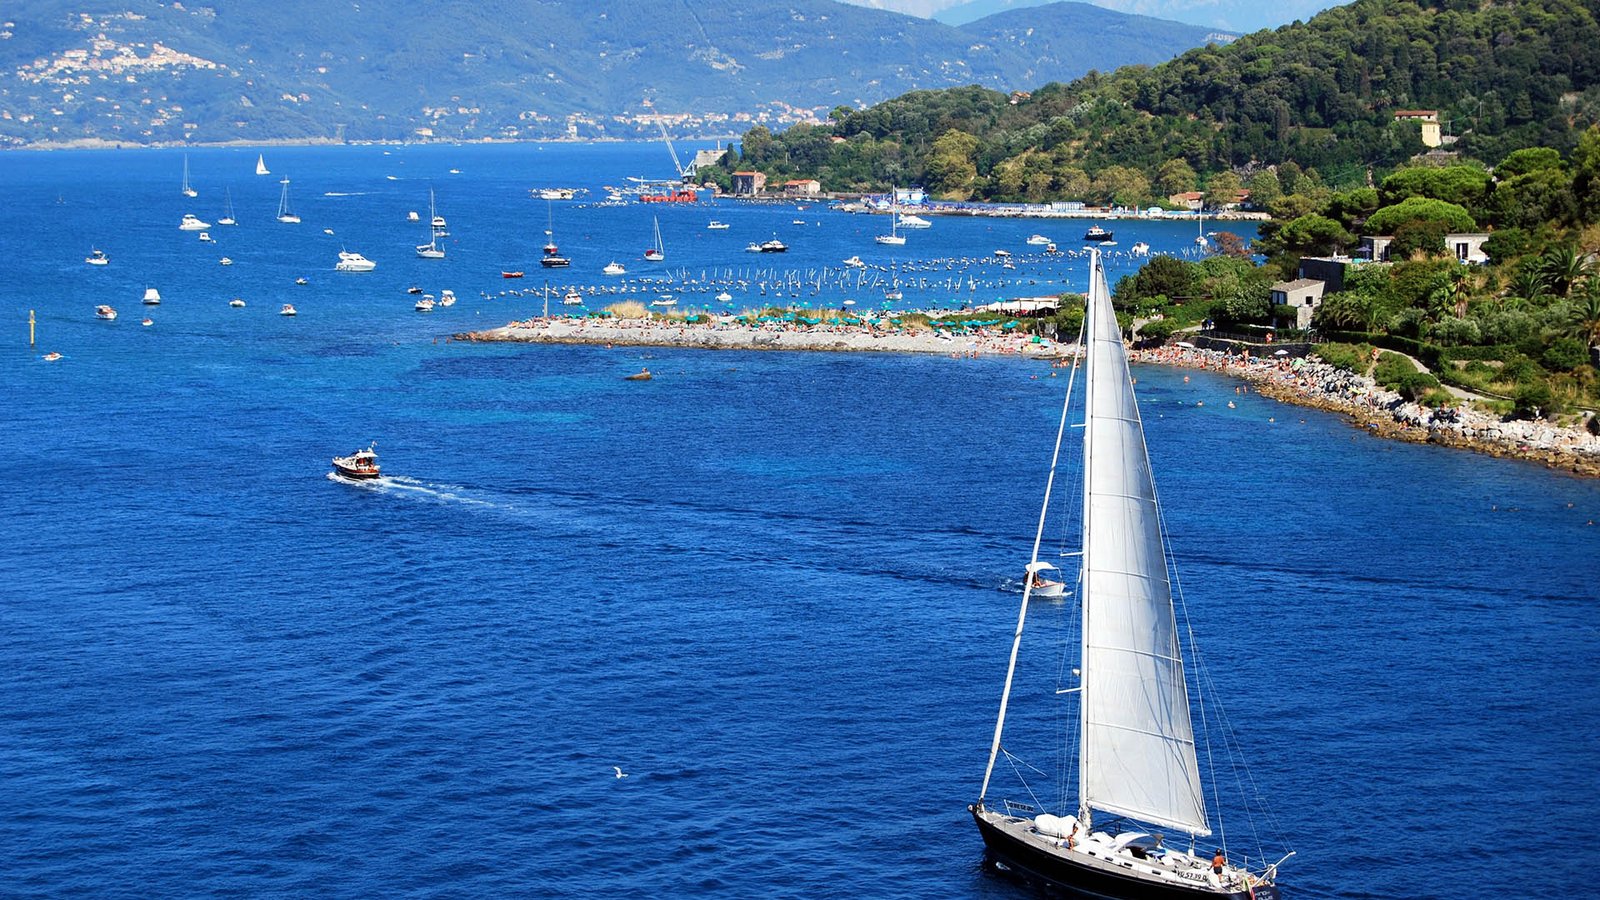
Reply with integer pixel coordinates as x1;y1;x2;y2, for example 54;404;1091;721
644;216;664;262
181;154;197;198
970;250;1291;900
276;177;300;224
417;188;445;259
256;154;270;176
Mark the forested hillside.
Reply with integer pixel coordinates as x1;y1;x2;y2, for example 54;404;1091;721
709;0;1600;202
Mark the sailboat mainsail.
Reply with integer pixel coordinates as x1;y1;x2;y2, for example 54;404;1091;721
181;155;197;198
256;154;270;176
1078;251;1208;836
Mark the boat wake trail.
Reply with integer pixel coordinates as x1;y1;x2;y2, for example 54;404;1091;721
326;472;495;507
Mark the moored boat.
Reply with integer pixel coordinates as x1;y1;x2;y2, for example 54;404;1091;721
276;177;301;224
758;238;788;253
415;296;435;312
335;250;377;272
142;287;161;305
603;261;627;276
438;289;456;307
707;220;730;230
179;214;210;231
1083;224;1114;242
1026;234;1052;245
280;303;297;316
331;443;380;480
95;304;117;320
85;248;109;266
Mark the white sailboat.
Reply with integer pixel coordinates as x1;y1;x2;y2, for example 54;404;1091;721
417;189;446;259
256;154;270;176
181;154;197;198
276;177;301;224
218;188;237;226
875;195;906;245
644;216;665;262
970;250;1290;900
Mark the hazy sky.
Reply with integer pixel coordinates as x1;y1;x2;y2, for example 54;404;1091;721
1085;0;1347;32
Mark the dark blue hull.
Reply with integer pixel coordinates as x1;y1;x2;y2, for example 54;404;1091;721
971;805;1278;900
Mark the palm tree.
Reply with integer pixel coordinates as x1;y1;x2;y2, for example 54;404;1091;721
1507;263;1551;305
1572;282;1600;348
1536;245;1593;298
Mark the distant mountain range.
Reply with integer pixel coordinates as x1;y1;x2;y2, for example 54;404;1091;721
0;0;1231;147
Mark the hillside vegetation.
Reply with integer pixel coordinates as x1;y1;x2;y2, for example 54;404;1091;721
709;0;1600;203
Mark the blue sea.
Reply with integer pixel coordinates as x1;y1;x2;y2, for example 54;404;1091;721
3;143;1598;899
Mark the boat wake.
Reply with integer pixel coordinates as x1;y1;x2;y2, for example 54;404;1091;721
327;472;494;507
322;191;371;197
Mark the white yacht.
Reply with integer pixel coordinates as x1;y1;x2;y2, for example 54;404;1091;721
142;287;161;305
85;249;109;266
334;250;377;272
438;289;457;307
896;213;932;229
415;296;435;312
179;214;210;231
1026;234;1052;245
603;261;627;276
562;290;584;306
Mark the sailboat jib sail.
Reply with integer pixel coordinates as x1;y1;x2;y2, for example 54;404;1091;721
1079;253;1208;837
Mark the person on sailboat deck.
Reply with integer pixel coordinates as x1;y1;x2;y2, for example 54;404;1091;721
1212;849;1226;875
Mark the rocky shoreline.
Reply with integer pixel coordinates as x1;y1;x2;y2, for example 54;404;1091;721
1133;346;1600;478
457;316;1600;478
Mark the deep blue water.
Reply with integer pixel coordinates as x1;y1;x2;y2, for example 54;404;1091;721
2;144;1598;899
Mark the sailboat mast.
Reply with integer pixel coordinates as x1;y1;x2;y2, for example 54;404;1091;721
1076;249;1100;825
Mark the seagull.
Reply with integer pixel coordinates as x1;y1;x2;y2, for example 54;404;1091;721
612;766;628;779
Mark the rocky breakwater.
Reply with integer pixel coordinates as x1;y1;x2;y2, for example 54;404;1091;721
1136;346;1600;478
455;315;1067;359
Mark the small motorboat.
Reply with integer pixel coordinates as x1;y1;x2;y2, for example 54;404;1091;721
624;368;652;381
95;305;117;320
1025;561;1065;598
707;221;730;230
407;211;420;222
179;214;210;231
993;249;1012;258
603;261;626;276
142;287;161;305
716;292;733;303
650;296;676;307
1045;242;1058;254
219;257;233;266
229;298;246;308
415;296;435;312
502;271;525;279
1083;224;1115;242
1131;241;1151;256
198;231;213;242
563;290;584;306
744;242;763;253
85;248;109;266
407;286;423;294
842;255;865;268
438;289;456;307
280;303;297;316
758;238;788;253
141;318;153;327
42;352;62;362
331;443;380;480
295;277;308;285
1026;234;1051;245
